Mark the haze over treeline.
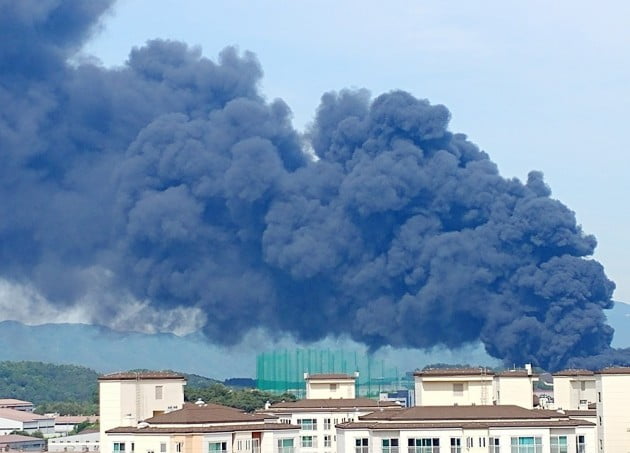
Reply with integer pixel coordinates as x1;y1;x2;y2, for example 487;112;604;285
1;0;629;371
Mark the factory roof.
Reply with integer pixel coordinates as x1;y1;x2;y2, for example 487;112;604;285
98;371;185;381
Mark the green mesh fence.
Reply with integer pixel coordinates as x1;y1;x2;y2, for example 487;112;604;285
256;349;414;398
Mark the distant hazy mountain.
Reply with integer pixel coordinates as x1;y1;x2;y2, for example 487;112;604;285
1;301;628;376
0;320;258;378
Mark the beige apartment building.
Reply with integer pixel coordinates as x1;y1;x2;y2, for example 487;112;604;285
304;374;358;400
414;366;537;409
552;370;596;411
99;371;187;453
595;367;630;453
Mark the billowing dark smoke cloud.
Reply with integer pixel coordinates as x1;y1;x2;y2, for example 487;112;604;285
1;0;628;371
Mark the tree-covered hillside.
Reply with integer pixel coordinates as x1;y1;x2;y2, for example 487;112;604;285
0;361;257;414
0;361;98;404
185;384;295;412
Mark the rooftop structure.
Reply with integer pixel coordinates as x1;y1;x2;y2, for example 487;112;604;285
304;373;359;399
553;369;597;411
414;365;537;408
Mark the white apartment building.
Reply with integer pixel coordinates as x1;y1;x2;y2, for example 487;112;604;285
414;367;537;409
262;373;401;453
263;398;401;453
0;408;55;436
105;402;300;453
99;371;186;453
336;405;596;453
552;371;596;411
595;367;630;453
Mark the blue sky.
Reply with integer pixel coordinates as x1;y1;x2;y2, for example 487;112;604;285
81;0;630;303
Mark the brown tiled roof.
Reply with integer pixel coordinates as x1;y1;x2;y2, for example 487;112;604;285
597;367;630;375
145;403;272;424
0;399;32;406
414;368;495;377
552;369;595;377
305;373;356;380
360;405;560;421
0;408;52;422
337;419;593;430
107;423;300;435
266;398;401;411
98;371;185;381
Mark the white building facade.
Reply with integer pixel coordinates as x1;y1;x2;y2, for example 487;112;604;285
337;405;595;453
595;367;630;453
263;399;400;453
552;371;596;411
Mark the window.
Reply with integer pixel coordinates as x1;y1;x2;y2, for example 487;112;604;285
453;383;464;396
510;437;542;453
324;436;332;448
330;384;338;391
324;418;332;430
175;444;182;453
301;436;317;448
160;444;166;453
131;444;135;453
155;385;163;400
489;437;500;453
237;441;243;451
580;381;586;391
209;442;227;453
576;435;586;453
355;438;369;453
478;438;486;448
253;439;260;453
277;439;294;453
382;439;399;453
114;443;125;453
298;419;317;430
550;436;567;453
408;438;439;453
450;438;461;453
598;392;601;402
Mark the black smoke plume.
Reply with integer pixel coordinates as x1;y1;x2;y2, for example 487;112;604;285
1;0;628;371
